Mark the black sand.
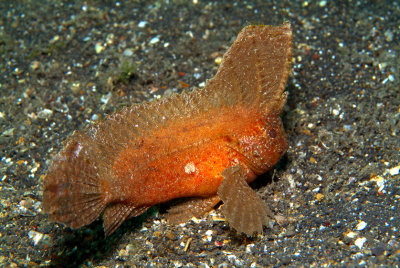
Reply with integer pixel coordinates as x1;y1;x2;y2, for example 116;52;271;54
1;1;399;267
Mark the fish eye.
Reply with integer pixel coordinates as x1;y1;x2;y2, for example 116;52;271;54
268;128;277;139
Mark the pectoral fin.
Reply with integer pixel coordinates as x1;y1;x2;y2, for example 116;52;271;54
217;165;274;236
166;195;221;225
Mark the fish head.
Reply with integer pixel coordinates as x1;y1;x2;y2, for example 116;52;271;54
236;114;288;175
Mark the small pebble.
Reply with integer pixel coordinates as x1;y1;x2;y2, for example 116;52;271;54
389;165;400;176
37;109;53;119
138;21;147;28
354;237;367;250
214;57;222;65
246;243;255;253
30;61;40;71
346;231;357;239
95;42;105;53
100;92;112;104
319;0;327;7
150;36;160;44
28;230;51;246
356;221;367;231
123;49;134;56
370;176;385;192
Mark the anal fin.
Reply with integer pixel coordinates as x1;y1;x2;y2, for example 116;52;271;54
217;165;274;236
103;203;149;236
166;195;221;225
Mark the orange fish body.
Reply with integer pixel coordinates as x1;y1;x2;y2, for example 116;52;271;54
107;106;287;206
43;23;292;236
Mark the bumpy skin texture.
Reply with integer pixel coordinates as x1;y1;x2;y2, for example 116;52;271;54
43;23;292;236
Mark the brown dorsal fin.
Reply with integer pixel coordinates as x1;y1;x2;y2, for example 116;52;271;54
217;165;274;236
103;203;149;236
166;195;221;225
208;23;292;113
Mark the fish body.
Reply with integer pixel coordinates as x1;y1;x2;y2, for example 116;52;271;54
108;106;286;206
43;23;292;236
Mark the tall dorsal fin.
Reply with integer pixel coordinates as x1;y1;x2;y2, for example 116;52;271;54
208;22;292;113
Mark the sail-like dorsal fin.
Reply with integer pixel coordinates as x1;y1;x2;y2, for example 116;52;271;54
208;22;292;113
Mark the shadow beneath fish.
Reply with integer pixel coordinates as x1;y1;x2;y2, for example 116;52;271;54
48;208;156;267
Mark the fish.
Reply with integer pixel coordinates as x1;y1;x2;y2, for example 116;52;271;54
43;22;292;236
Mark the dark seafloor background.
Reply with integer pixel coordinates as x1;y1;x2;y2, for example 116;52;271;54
1;0;399;267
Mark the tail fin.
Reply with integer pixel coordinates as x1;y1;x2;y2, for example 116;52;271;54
203;23;292;113
43;136;107;229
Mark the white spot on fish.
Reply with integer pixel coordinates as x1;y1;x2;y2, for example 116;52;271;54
184;162;197;174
